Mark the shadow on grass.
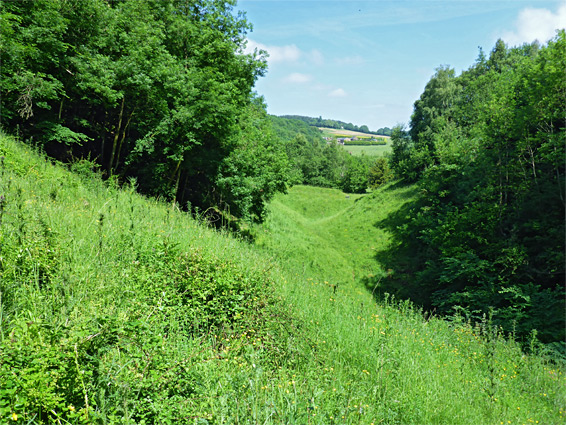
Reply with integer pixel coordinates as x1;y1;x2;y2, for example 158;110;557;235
361;187;432;309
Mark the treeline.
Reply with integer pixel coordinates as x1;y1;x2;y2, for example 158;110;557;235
382;34;565;345
279;115;392;136
343;139;387;146
0;0;288;223
270;115;392;193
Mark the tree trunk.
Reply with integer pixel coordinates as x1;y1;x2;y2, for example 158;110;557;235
109;97;125;175
114;108;135;171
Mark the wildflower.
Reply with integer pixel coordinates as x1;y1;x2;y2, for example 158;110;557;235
11;412;17;421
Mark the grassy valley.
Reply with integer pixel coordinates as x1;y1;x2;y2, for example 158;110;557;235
2;2;564;423
254;184;414;284
2;132;564;423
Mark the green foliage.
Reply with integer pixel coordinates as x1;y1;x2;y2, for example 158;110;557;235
270;116;376;192
1;133;565;424
343;138;387;146
0;0;275;221
382;33;566;343
368;157;393;188
389;124;418;181
340;154;369;194
279;114;391;136
269;114;324;144
278;128;345;188
0;319;91;423
216;102;290;223
255;183;565;424
0;133;301;423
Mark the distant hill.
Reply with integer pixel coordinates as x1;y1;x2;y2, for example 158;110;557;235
279;115;392;136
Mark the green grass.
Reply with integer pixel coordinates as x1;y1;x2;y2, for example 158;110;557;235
255;185;414;283
343;144;392;157
254;184;566;425
1;132;564;424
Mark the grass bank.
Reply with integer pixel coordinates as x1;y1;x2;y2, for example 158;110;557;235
1;133;564;424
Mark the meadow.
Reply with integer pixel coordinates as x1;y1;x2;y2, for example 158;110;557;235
1;132;564;424
343;144;392;157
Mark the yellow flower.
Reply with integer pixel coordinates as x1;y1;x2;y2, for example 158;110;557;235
11;412;18;421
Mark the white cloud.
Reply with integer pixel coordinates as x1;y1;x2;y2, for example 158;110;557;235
283;73;313;84
244;39;302;63
502;4;566;46
244;40;324;66
328;88;347;98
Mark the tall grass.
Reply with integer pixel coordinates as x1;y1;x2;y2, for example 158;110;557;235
1;133;564;424
254;185;566;424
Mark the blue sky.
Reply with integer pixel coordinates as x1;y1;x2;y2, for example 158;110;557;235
239;0;566;131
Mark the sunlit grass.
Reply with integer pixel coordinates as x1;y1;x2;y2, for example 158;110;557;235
1;132;564;424
343;144;392;157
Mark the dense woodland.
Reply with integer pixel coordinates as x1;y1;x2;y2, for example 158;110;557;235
384;34;565;345
1;0;564;349
0;0;388;220
1;0;290;222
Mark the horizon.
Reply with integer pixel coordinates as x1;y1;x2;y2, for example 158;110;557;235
240;0;565;131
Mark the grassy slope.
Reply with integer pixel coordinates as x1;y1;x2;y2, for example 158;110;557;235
1;133;564;424
255;184;415;283
0;133;312;423
255;185;566;424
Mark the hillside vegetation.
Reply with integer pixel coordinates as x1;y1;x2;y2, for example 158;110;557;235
269;116;391;193
0;0;288;223
1;1;564;423
254;184;415;284
2;133;564;423
386;33;565;344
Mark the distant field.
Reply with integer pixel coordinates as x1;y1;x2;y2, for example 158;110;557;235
343;144;391;157
318;127;390;139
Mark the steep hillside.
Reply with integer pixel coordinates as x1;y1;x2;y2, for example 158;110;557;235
0;132;309;423
1;133;564;424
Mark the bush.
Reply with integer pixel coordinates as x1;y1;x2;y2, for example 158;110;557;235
368;157;393;188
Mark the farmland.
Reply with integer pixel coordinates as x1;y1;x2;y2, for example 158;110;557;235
318;127;390;140
343;144;392;157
